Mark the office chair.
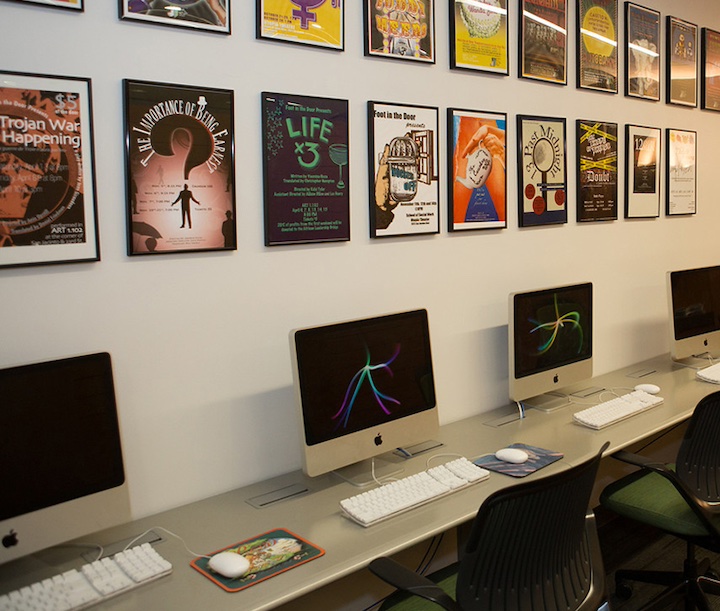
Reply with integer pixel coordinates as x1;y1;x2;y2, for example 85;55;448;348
600;390;720;610
368;442;610;611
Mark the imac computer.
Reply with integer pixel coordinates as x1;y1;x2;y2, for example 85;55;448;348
667;265;720;367
0;352;130;565
290;309;439;486
509;282;595;411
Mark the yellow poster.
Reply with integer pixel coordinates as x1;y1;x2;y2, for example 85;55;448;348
260;0;344;50
452;0;508;73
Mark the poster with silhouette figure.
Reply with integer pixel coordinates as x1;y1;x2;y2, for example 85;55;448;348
121;0;229;34
261;92;349;246
368;101;439;238
0;71;99;268
124;80;235;255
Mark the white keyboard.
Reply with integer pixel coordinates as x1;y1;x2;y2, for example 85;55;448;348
697;362;720;384
0;543;172;611
339;457;490;527
573;390;664;429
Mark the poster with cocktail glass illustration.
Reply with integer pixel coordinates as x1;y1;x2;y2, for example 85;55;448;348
516;115;567;227
448;108;507;231
625;124;660;218
124;80;236;255
368;101;439;238
261;92;349;246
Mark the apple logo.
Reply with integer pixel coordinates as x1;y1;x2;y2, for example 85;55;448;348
553;374;559;384
704;339;709;347
2;530;18;549
374;433;383;447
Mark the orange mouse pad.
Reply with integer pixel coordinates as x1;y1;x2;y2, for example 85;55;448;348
191;528;325;592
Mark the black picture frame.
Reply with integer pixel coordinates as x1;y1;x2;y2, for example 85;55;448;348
256;0;344;51
516;114;568;227
368;101;440;238
449;0;509;75
624;2;661;101
666;16;698;107
625;124;661;218
576;120;618;222
0;70;99;268
519;0;567;85
701;28;720;112
124;79;236;255
7;0;82;9
364;0;435;63
666;128;697;216
577;0;618;93
119;0;230;34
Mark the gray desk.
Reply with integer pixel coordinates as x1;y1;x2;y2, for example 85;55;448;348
0;355;714;610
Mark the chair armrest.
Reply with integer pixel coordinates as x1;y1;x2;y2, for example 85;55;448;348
368;557;461;611
611;450;669;471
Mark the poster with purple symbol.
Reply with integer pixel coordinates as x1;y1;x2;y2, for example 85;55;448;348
124;80;235;255
121;0;229;33
261;92;349;246
257;0;344;50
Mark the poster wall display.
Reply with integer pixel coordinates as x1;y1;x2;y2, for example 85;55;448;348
625;124;661;218
368;101;439;238
261;92;349;246
576;120;618;222
516;115;567;227
447;108;506;231
124;80;235;255
519;0;567;84
120;0;230;34
667;16;698;107
10;0;82;9
701;28;720;112
0;71;99;268
666;128;697;216
364;0;435;63
577;0;618;93
624;2;660;101
257;0;344;50
449;0;508;75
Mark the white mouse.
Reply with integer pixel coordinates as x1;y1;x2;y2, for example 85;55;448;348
207;551;250;579
635;383;661;395
495;447;529;464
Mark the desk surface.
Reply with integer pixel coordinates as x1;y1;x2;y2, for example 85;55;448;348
0;355;715;610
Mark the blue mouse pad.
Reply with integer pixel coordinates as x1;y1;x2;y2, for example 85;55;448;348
473;443;563;477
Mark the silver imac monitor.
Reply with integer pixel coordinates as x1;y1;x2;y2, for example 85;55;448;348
509;282;594;411
290;309;439;486
0;352;131;565
667;265;720;367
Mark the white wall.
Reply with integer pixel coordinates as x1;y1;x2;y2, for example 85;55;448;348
2;0;719;519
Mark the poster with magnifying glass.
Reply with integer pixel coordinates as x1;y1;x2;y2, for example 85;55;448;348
517;115;567;227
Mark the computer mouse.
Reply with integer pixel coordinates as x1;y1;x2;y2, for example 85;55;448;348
207;551;250;579
635;383;661;395
495;447;529;464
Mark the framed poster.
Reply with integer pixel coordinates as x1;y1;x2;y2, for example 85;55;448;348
667;16;698;107
120;0;230;34
624;2;660;100
449;0;508;75
516;115;567;227
364;0;435;63
368;101;439;238
577;0;617;93
261;92;349;246
8;0;82;9
576;120;618;222
701;28;720;112
124;80;235;255
448;108;506;231
519;0;567;84
625;124;660;218
666;128;697;216
257;0;344;50
0;71;99;268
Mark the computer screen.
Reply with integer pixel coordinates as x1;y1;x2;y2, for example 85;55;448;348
667;265;720;366
0;352;130;564
290;309;438;485
509;282;594;411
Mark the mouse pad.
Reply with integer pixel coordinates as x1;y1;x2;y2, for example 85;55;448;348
191;528;325;593
473;443;563;478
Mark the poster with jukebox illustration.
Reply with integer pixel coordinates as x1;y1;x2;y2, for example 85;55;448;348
517;115;567;227
368;101;439;238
